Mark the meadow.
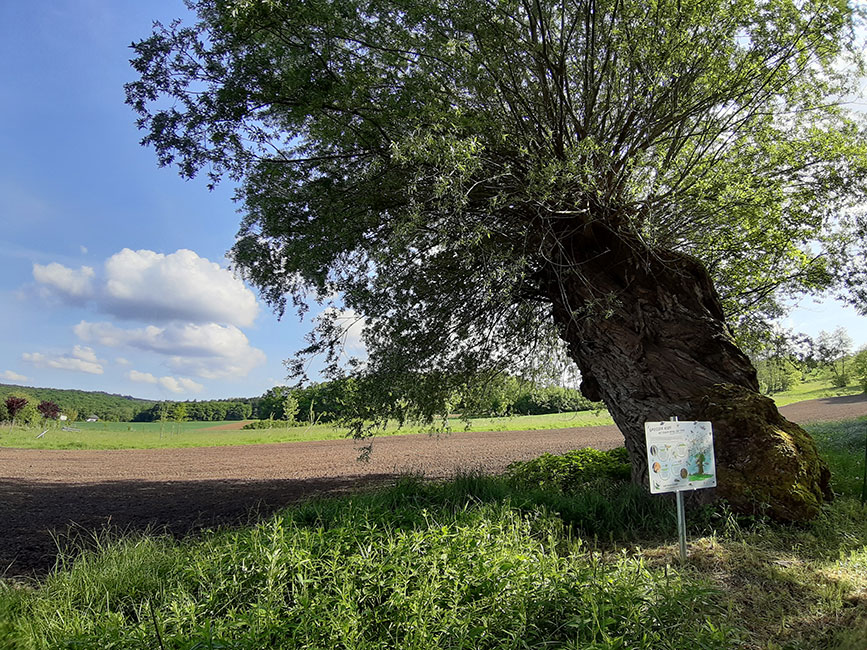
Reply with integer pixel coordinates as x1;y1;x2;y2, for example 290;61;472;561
0;409;615;450
0;417;865;649
0;380;860;451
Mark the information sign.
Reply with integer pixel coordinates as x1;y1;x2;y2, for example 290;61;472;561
644;420;716;494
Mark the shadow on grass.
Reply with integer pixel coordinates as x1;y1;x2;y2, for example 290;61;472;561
0;473;401;580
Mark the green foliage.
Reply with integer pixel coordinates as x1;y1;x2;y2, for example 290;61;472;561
852;347;867;393
460;375;599;417
506;447;631;492
807;417;867;498
2;419;867;649
816;327;855;389
4;394;40;427
135;399;255;422
0;383;154;422
242;419;280;430
128;0;867;427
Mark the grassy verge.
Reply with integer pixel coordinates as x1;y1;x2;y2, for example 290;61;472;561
2;419;866;648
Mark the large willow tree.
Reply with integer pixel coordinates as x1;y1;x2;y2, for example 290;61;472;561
128;0;867;520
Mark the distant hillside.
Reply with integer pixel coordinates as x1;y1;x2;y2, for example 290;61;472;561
0;383;156;422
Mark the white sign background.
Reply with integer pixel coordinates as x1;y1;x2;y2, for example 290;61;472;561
644;421;716;494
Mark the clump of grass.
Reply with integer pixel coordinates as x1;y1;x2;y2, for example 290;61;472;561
505;446;631;492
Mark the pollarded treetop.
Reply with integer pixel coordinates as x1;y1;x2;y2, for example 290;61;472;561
127;0;867;400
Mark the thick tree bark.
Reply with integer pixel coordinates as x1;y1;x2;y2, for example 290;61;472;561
544;223;831;521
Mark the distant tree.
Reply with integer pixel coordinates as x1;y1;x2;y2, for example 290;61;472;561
5;396;27;426
852;347;867;394
283;392;300;426
816;327;854;388
172;402;188;423
37;400;61;420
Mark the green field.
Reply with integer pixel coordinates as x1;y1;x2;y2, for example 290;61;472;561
767;379;863;406
0;380;861;450
0;409;614;450
1;418;865;649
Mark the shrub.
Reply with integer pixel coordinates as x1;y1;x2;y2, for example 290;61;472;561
506;446;631;492
37;400;61;420
242;418;300;429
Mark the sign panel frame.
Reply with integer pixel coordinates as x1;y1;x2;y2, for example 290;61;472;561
644;420;716;494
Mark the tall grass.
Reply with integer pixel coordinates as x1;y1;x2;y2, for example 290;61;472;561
0;473;729;649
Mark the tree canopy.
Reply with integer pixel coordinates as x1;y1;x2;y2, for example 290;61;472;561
129;0;867;391
128;0;867;517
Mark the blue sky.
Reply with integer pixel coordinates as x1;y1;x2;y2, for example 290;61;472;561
0;1;865;402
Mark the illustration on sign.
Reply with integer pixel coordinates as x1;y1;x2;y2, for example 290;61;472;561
644;420;716;494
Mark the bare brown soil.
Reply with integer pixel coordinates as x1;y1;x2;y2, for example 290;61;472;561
1;394;864;579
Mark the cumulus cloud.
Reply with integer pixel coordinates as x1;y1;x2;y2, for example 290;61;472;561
1;370;28;383
22;346;103;375
31;248;259;326
102;248;259;326
128;369;157;383
76;321;266;379
32;262;94;300
115;357;131;366
159;376;204;394
128;370;204;394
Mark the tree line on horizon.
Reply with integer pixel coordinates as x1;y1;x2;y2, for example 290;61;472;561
2;325;864;427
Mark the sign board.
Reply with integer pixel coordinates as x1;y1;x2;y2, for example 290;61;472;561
644;420;716;494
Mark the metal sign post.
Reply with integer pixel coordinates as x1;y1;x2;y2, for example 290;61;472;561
645;417;717;563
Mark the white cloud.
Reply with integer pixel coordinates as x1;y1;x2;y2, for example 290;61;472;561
31;248;260;327
159;376;204;394
76;321;266;379
22;346;103;375
32;262;94;300
1;370;28;383
102;248;259;326
128;369;157;384
115;357;131;366
80;245;88;255
128;370;203;394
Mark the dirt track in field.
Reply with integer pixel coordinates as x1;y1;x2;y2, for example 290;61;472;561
2;394;865;579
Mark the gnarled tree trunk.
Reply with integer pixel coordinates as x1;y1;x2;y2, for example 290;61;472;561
544;224;831;521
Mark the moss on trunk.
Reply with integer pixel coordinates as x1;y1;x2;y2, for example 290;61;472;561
692;384;832;521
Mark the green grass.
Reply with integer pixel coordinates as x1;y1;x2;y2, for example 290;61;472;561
0;410;614;450
769;379;863;407
2;419;866;648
